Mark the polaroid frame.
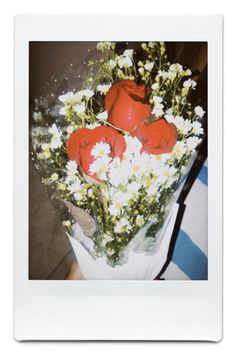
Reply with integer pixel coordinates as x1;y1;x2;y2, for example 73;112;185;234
14;15;223;341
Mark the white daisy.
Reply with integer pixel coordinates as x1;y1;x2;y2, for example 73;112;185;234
191;121;204;135
186;136;202;150
89;156;112;180
114;217;132;234
91;142;111;158
194;106;205;118
136;215;145;227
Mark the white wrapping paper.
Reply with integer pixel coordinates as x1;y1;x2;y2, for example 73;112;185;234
67;203;179;280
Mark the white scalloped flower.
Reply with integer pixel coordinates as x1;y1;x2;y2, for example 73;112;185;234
81;89;94;99
171;141;187;159
194;106;205;118
89;156;112;180
186;136;202;150
117;55;132;69
136;215;145;227
169;63;183;73
67;180;84;201
144;62;154;71
123;136;142;160
91;142;111;159
156;165;177;186
74;102;86;114
183;79;197;89
126;181;141;194
108;202;122;216
58;91;75;104
66;160;78;174
97;42;113;51
49;124;62;150
50;173;59;182
107;158;128;187
151;82;159;90
97;84;111;95
108;59;116;69
169;115;192;135
114;217;132;234
146;179;160;197
152;96;164;118
96;111;108;121
191;121;204;135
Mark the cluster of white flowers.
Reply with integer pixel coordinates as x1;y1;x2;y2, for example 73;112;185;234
64;161;87;201
152;96;164;117
97;41;114;51
58;89;94;117
117;49;134;69
165;113;204;137
97;83;111;95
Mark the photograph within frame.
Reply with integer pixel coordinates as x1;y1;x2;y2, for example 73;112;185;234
29;41;208;281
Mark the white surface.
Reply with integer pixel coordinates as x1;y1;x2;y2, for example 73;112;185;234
68;204;179;280
14;14;222;341
4;0;236;351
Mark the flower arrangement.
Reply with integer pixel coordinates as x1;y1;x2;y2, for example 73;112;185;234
31;41;205;267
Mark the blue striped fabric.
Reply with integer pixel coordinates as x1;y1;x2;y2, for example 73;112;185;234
163;161;208;280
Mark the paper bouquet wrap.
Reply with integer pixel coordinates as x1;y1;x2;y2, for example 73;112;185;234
30;42;205;280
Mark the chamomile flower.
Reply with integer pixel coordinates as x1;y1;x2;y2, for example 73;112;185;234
136;215;145;227
114;217;132;234
156;165;177;186
186;136;202;150
89;156;112;180
108;202;122;216
191;121;204;135
66;160;78;176
171;141;187;159
91;142;111;158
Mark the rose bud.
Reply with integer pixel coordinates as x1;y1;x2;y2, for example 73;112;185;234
105;80;152;131
132;118;177;155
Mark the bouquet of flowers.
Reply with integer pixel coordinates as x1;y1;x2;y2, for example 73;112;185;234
31;41;205;278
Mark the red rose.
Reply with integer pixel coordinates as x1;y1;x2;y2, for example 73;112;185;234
67;125;126;181
132;118;177;155
105;80;152;131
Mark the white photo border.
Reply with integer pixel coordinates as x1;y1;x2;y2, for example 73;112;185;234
14;15;223;341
